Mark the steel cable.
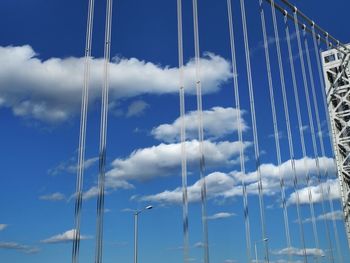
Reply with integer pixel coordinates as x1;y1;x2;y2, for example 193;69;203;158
304;33;335;263
239;0;270;261
95;0;113;262
177;0;189;262
285;13;317;262
273;11;309;262
294;9;333;262
226;0;252;262
191;1;209;263
311;28;344;263
259;1;292;262
285;11;319;260
72;0;95;263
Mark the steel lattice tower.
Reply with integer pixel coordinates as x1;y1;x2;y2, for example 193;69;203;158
322;45;350;247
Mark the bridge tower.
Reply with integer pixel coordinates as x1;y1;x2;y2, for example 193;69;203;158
322;45;350;247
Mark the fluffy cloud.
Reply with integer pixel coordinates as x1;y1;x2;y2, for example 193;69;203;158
41;229;92;244
126;100;149;117
48;156;98;176
139;157;338;205
39;192;66;201
0;45;231;122
68;179;134;201
152;107;247;142
207;212;236;220
79;140;248;200
106;140;249;182
140;172;237;204
303;210;343;223
287;179;340;205
273;247;325;257
0;224;8;231
81;180;134;200
0;242;40;254
231;157;336;187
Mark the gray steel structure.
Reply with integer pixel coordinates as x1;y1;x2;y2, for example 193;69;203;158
322;45;350;247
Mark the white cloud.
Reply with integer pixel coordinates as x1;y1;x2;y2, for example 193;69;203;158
287;179;340;205
0;224;8;231
48;156;98;176
207;212;236;220
41;229;92;244
39;192;66;201
152;107;247;143
73;179;134;201
0;45;231;122
106;140;249;183
0;242;40;254
76;139;243;201
139;157;337;205
140;172;237;204
303;210;343;223
126;100;149;117
273;247;325;257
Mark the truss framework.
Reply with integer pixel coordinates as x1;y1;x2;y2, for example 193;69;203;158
322;46;350;247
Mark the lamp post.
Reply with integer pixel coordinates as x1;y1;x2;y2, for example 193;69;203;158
254;238;268;263
134;205;153;263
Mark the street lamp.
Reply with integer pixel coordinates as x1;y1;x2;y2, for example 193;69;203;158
254;238;268;263
134;205;153;263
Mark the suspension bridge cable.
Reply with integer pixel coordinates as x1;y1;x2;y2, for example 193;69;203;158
289;11;323;262
284;12;321;262
303;30;335;263
239;0;270;262
311;28;344;263
305;30;341;262
177;0;189;262
313;33;334;144
279;0;350;52
95;0;113;262
226;1;252;262
72;0;95;263
271;10;309;263
258;2;292;262
191;1;209;263
264;0;347;59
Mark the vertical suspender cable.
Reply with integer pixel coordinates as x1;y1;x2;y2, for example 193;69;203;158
258;2;292;262
72;1;95;263
239;0;270;262
177;0;189;262
287;11;321;262
304;33;336;263
294;7;334;260
311;28;344;263
191;1;209;263
314;33;334;141
277;11;309;263
226;1;252;262
95;0;113;262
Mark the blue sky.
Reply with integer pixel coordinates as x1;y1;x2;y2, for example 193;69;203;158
1;0;350;263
